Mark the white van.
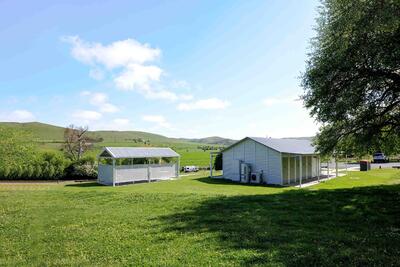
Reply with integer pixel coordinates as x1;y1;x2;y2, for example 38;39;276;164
183;166;199;172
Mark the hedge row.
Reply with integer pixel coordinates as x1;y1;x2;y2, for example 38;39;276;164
0;152;97;180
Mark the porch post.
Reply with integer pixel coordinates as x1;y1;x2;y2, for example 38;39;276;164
294;156;297;183
209;153;213;178
305;156;308;180
288;156;291;185
299;156;303;187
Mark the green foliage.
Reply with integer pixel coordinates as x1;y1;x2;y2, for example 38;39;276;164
64;155;97;179
302;0;400;156
26;165;35;178
34;165;42;179
0;127;37;169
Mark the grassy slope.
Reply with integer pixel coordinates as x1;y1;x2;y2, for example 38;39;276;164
0;122;221;166
0;169;399;266
0;122;179;143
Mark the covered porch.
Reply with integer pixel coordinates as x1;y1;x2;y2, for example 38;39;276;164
281;154;321;186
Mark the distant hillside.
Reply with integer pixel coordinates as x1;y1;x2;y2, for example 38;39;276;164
179;136;236;146
0;122;66;141
0;122;232;146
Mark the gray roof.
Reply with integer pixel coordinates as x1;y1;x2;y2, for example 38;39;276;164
100;147;180;158
225;137;317;155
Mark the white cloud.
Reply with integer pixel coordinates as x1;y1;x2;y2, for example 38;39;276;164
177;98;230;111
72;110;102;121
63;35;162;94
142;115;171;128
63;36;195;102
80;91;119;113
62;36;160;69
114;64;162;91
0;110;35;122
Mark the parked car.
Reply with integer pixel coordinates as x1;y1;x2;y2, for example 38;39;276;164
183;166;199;172
373;152;388;163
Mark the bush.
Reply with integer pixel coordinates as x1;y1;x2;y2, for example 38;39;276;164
65;155;97;179
0;151;71;180
0;148;99;180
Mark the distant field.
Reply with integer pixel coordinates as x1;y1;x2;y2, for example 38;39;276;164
2;122;222;167
177;150;217;167
0;169;399;266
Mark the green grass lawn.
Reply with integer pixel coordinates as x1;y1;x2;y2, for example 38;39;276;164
1;169;399;266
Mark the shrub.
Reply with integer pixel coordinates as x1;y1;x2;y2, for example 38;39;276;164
34;165;42;178
65;155;97;179
26;165;35;178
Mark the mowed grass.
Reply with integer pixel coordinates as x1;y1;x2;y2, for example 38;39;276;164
1;170;400;266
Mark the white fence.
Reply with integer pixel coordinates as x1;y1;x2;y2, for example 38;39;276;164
98;163;178;185
98;164;113;185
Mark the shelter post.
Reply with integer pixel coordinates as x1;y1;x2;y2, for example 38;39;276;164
147;165;150;183
178;156;180;177
112;159;116;187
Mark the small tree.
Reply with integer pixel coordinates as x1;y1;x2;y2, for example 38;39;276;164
63;125;92;161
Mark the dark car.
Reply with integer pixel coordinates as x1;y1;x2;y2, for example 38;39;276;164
373;152;388;163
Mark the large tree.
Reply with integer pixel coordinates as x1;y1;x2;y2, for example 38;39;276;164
302;0;400;156
63;125;92;161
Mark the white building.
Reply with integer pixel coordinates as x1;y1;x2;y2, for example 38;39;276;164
97;147;180;186
222;137;321;185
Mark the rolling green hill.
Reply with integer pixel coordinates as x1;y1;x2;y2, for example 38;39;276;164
179;136;236;146
0;122;229;166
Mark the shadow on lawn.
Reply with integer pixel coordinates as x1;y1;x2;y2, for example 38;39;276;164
158;184;400;266
195;176;285;188
65;182;104;187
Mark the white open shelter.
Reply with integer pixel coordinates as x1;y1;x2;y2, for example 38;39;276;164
98;147;180;186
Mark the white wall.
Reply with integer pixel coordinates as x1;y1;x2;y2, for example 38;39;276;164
98;163;177;185
222;138;282;185
98;164;113;185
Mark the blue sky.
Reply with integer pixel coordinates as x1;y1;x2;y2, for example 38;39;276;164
0;0;320;139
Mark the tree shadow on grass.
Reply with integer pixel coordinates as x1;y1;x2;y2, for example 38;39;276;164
194;177;285;188
157;184;400;266
65;182;104;187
